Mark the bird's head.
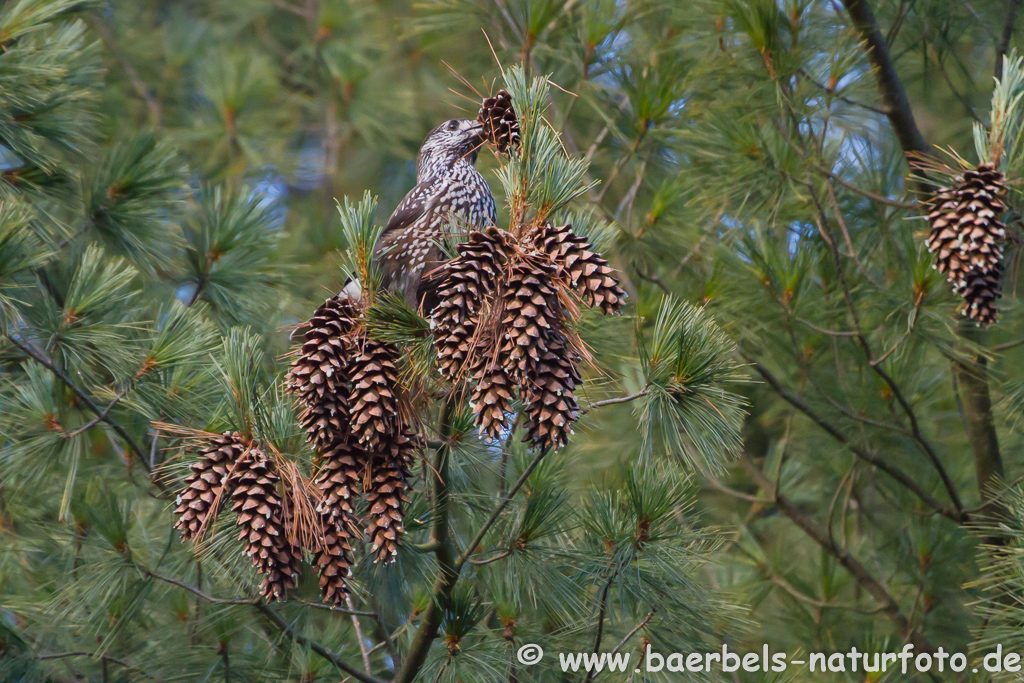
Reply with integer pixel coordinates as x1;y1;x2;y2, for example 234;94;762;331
416;118;485;179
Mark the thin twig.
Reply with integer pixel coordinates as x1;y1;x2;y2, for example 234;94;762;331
454;448;552;570
468;550;512;566
63;385;132;439
810;161;916;208
145;569;375;615
346;595;373;674
583;569;617;683
797;68;891;115
89;17;161;125
996;0;1023;79
580;389;650;416
608;611;655;656
142;569;256;605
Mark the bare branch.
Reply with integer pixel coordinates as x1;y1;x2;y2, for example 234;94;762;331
609;611;656;656
580;388;650;415
88;18;161;125
34;651;155;680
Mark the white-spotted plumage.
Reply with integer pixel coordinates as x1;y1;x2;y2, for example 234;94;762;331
372;119;497;311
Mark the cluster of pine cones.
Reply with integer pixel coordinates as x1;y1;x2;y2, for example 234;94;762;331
172;297;421;605
285;294;421;575
430;223;626;451
173;433;309;603
173;90;628;604
925;163;1009;325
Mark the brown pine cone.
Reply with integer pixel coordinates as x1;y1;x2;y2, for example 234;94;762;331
228;448;302;602
429;227;514;379
286;295;361;451
311;510;355;605
348;337;402;449
364;428;419;563
174;432;248;541
501;257;562;381
926;164;1007;283
959;265;1003;326
527;223;627;315
521;332;581;453
925;163;1009;326
468;342;514;441
314;439;366;522
478;89;520;154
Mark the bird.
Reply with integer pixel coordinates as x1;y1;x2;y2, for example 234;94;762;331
371;118;497;311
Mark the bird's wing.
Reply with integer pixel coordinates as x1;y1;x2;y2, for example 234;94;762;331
379;179;437;238
373;179;441;299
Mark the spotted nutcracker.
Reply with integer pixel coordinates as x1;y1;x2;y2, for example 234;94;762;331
372;119;497;311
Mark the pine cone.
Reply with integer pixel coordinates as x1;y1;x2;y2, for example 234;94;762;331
926;164;1007;280
364;428;419;563
228;449;302;602
959;265;1003;326
314;439;366;522
430;227;513;379
501;257;562;381
286;295;361;451
925;163;1009;326
478;89;520;154
311;510;355;605
173;432;248;541
468;341;514;440
528;223;626;315
521;332;581;453
348;337;402;449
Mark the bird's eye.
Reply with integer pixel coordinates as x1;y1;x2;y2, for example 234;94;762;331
447;120;459;131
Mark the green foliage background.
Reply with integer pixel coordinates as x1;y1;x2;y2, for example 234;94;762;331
3;0;1024;681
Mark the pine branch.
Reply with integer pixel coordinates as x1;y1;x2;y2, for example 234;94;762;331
804;180;964;514
394;399;459;683
842;0;1005;515
744;354;966;523
5;332;151;475
454;447;552;570
740;451;936;654
143;566;380;680
398;402;555;683
34;652;155;680
255;604;388;683
840;0;928;160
